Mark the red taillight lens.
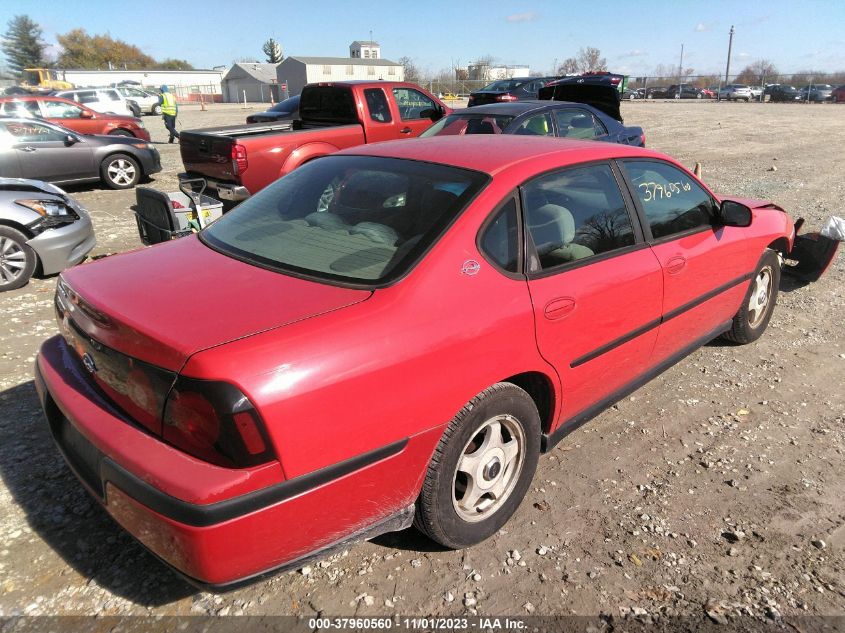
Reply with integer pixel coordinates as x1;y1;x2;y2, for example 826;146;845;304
640;134;646;147
231;144;248;175
163;378;274;468
496;94;518;102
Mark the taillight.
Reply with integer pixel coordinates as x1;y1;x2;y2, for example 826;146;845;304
640;134;646;147
231;144;248;175
162;377;274;468
496;94;518;102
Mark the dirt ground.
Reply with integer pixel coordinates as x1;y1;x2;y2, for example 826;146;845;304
0;101;843;626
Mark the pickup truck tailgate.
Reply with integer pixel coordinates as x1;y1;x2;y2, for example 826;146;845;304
180;121;295;183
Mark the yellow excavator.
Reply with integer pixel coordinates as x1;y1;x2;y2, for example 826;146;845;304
20;68;73;91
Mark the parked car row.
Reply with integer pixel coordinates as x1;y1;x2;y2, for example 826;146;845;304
0;95;149;139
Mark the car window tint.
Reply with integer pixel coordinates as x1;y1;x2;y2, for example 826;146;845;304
554;109;605;139
391;88;436;121
76;91;98;104
513;112;554;137
41;100;83;118
624;160;717;239
421;114;513;137
522;163;635;270
364;88;392;123
480;198;519;272
5;120;66;143
105;90;122;101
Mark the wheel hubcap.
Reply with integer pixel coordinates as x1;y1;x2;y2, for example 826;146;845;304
0;237;26;283
747;267;773;327
108;159;136;185
452;414;524;523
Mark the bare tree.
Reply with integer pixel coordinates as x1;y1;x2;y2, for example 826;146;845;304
557;57;578;75
576;47;607;73
736;59;777;86
398;56;420;84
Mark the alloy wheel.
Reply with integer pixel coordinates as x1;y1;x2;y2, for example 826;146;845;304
0;236;27;284
107;158;136;187
747;266;773;327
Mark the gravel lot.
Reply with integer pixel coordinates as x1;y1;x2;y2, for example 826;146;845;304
0;101;843;625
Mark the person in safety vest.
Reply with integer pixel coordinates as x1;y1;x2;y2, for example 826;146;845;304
158;85;180;143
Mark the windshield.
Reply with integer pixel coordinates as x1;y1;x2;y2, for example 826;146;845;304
421;113;515;137
269;95;300;113
202;156;489;285
480;79;526;92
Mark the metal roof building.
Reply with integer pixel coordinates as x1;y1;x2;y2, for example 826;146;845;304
222;63;283;103
276;56;404;97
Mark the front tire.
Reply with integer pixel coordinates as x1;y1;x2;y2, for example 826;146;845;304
152;104;162;115
0;226;37;292
108;129;134;137
723;249;780;344
414;383;540;549
101;153;141;189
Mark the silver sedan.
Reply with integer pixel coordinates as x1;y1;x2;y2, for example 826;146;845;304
0;178;95;291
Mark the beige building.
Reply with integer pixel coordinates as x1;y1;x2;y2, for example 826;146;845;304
276;56;404;96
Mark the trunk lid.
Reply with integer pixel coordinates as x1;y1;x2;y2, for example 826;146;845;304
58;235;371;373
538;80;623;122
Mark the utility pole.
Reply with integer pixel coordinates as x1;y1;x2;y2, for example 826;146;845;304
724;25;735;85
678;44;684;80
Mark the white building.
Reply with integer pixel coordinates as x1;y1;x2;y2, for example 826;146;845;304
55;69;224;97
276;56;404;97
349;41;380;60
467;62;531;81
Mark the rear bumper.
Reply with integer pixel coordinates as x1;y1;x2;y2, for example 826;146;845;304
35;335;432;587
180;173;250;202
27;215;96;275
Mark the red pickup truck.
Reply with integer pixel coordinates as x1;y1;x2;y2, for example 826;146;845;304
180;81;450;202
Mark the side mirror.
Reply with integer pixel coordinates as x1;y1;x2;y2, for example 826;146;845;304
719;200;752;227
80;110;94;119
420;107;442;122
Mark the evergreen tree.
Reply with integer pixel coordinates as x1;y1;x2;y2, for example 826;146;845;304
262;38;283;64
2;15;45;76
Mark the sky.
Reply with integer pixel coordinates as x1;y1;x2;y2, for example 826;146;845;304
3;0;844;77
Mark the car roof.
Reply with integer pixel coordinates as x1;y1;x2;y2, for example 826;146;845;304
339;135;664;177
0;95;77;103
446;100;597;116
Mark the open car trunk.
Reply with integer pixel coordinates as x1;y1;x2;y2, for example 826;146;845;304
538;81;623;122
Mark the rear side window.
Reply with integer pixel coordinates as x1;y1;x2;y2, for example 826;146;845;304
554;109;607;139
522;163;635;270
299;87;357;122
364;88;392;123
105;90;122;101
623;160;717;239
75;91;98;104
480;198;519;273
0;100;40;116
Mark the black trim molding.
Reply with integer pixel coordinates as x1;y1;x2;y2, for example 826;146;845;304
543;319;732;452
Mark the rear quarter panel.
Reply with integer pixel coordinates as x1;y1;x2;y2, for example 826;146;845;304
180;183;558;485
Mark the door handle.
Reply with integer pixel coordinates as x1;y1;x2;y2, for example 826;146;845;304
20;146;36;152
665;255;687;275
543;297;576;320
399;127;412;134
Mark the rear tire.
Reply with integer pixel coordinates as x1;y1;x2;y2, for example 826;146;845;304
108;129;134;137
723;249;780;344
0;226;37;292
101;153;141;189
152;104;162;115
414;383;540;549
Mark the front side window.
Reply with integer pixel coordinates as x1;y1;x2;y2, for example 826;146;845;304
522;163;635;270
202;156;488;284
391;88;436;121
105;90;122;101
554;108;606;139
624;160;717;239
480;198;519;272
75;91;98;104
41;100;83;118
364;88;392;123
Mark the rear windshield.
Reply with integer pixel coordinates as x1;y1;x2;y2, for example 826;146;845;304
421;113;515;137
481;79;527;92
202;156;489;285
299;87;356;122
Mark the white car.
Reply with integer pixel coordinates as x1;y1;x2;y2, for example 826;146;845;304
718;84;752;102
54;88;132;116
114;86;161;116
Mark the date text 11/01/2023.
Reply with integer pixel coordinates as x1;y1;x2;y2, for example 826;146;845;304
308;617;528;630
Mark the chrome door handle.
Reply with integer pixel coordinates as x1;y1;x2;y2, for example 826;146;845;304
21;146;36;152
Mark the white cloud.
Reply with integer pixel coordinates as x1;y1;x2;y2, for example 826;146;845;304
737;52;752;60
694;22;710;32
619;49;648;58
506;12;537;23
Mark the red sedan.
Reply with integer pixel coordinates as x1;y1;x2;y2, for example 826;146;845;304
0;96;150;141
35;136;833;588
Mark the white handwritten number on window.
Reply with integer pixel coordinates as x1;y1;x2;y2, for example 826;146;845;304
638;181;692;203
